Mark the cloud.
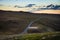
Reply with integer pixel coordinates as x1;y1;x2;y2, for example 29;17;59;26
26;4;36;7
14;5;23;8
47;4;60;9
0;4;4;6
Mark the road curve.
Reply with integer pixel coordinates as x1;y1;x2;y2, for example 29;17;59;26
21;17;42;34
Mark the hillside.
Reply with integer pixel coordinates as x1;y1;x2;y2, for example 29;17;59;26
0;10;60;35
1;32;60;40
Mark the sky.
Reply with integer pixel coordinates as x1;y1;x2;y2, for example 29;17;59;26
0;0;60;11
0;0;60;6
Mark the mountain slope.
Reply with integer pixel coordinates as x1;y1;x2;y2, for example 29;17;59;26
0;10;60;35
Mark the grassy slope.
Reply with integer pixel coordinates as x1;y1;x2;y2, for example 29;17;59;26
0;10;60;35
4;32;60;40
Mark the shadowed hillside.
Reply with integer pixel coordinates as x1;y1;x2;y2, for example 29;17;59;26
29;16;60;33
0;10;60;35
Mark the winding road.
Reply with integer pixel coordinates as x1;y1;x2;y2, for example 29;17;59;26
0;17;41;40
0;17;55;40
21;17;42;34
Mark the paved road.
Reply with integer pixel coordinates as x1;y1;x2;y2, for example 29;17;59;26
21;17;42;33
22;16;55;33
0;18;40;40
0;16;55;40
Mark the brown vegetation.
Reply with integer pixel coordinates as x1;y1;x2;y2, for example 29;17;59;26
0;10;60;35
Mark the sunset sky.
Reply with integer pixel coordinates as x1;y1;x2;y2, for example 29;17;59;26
0;0;60;13
0;0;60;6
